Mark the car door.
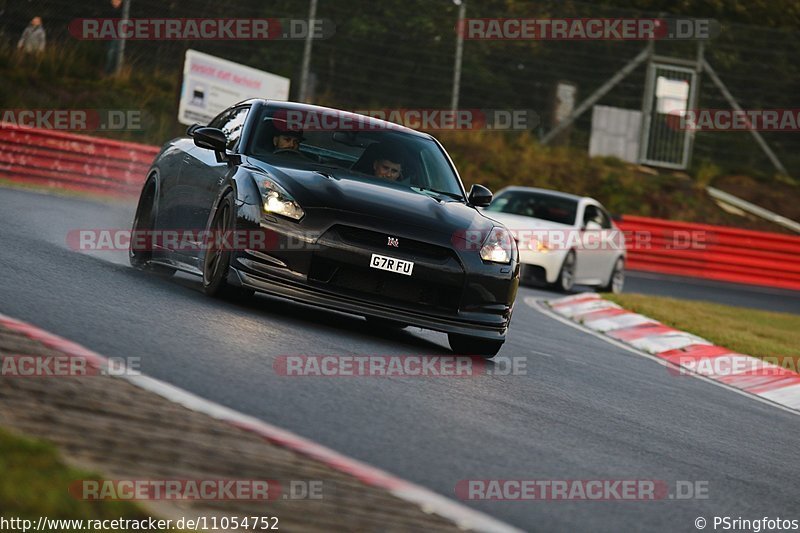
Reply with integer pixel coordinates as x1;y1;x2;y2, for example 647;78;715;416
576;203;607;283
176;106;250;260
596;205;621;278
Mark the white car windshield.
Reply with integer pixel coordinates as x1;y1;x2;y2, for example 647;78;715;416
486;191;578;225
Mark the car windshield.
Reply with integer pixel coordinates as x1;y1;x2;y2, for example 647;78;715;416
486;190;578;225
247;105;465;199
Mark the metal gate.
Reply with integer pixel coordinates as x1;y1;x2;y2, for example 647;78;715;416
639;63;697;169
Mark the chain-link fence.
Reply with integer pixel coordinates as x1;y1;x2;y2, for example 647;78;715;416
2;0;800;180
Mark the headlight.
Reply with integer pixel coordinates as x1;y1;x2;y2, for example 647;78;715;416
259;179;304;221
533;239;550;253
480;227;513;264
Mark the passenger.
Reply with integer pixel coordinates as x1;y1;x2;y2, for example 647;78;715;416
371;146;405;181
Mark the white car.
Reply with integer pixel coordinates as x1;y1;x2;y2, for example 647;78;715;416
483;187;626;293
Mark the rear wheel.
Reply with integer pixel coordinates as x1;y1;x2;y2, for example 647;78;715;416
448;333;504;358
599;257;625;294
129;177;175;278
551;250;576;292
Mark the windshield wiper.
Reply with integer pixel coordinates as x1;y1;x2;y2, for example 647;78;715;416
412;187;465;201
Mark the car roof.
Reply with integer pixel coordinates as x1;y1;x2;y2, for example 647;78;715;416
496;186;589;202
237;99;433;140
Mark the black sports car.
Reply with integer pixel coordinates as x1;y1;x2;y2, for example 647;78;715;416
130;100;519;356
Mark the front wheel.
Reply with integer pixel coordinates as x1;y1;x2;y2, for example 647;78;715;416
202;190;249;299
599;257;625;294
448;333;504;358
551;250;576;292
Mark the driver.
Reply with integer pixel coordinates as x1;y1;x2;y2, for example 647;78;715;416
273;129;304;152
371;145;405;181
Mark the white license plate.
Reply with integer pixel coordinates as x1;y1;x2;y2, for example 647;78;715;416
370;253;414;276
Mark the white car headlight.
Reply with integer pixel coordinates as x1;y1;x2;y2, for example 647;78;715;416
533;239;550;253
480;227;514;264
260;179;304;221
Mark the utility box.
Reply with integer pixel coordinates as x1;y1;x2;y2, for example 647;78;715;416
589;105;642;163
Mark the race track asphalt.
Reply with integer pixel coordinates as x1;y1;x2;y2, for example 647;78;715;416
2;187;799;532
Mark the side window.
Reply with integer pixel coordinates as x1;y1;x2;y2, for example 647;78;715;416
583;205;612;229
209;107;250;151
598;207;612;229
583;205;600;227
208;110;230;130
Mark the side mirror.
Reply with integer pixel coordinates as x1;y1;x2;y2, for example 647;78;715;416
468;184;493;207
186;123;201;136
192;127;228;152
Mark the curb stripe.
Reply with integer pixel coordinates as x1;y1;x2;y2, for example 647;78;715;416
583;313;658;333
539;295;800;415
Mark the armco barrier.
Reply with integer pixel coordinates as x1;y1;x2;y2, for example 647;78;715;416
0;123;158;197
617;215;800;291
1;124;798;292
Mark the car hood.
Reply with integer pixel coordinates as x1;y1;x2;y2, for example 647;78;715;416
246;159;497;237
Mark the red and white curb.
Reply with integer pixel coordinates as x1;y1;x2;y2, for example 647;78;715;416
0;313;521;533
527;293;800;414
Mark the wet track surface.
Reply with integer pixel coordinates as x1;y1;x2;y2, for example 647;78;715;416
2;187;800;531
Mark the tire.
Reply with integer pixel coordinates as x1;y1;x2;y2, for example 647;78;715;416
129;177;176;278
448;333;504;358
599;257;625;294
552;250;576;292
365;316;407;330
202;190;248;299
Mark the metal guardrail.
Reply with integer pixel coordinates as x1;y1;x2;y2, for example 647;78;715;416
0;124;158;197
706;186;800;234
617;215;800;291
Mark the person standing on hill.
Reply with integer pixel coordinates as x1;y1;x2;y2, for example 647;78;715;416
105;0;123;75
17;16;45;54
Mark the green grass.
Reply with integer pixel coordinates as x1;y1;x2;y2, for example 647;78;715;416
0;42;182;145
0;427;153;530
604;293;800;364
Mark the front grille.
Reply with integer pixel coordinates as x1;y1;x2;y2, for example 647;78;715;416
308;258;461;310
333;225;453;261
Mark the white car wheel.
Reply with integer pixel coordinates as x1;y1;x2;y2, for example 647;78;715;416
554;250;576;292
600;258;625;294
